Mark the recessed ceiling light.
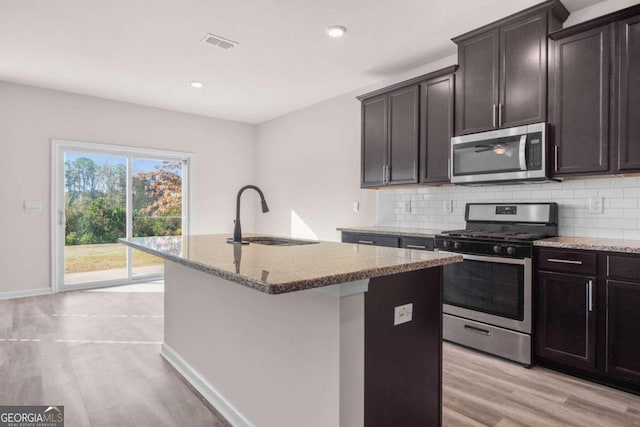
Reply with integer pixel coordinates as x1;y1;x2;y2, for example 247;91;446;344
190;81;204;88
326;25;347;38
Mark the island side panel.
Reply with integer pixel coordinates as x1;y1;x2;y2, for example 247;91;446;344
163;260;342;427
364;267;443;427
340;292;365;427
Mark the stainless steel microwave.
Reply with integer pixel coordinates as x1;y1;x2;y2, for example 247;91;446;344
450;122;549;184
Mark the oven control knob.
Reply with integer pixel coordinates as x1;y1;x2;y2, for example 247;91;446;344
507;246;516;255
493;245;502;254
454;242;462;250
443;240;450;248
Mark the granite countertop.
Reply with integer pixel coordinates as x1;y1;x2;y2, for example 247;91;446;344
337;226;443;238
534;237;640;254
120;234;461;294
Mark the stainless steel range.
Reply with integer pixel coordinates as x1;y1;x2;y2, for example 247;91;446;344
434;202;558;366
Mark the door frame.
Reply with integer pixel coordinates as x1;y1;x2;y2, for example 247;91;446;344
51;139;191;293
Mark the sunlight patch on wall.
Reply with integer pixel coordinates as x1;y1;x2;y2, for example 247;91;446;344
291;210;318;240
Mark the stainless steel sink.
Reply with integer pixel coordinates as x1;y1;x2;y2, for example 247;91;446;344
243;236;319;246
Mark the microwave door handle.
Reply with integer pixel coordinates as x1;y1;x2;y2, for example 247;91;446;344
518;135;527;171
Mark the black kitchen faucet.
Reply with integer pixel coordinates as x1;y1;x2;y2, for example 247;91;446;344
227;185;269;244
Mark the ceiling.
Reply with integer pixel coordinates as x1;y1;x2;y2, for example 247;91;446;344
0;0;604;124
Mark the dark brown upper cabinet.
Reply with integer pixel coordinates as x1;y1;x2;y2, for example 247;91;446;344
617;14;640;172
420;72;455;184
549;25;611;175
453;0;569;136
548;3;640;178
360;86;418;188
388;86;420;185
358;66;457;188
361;96;389;187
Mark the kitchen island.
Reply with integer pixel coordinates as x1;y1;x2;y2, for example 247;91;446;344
120;234;461;427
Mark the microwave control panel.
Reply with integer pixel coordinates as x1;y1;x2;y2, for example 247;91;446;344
527;132;543;170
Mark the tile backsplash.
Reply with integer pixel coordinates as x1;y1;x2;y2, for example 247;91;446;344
376;177;640;240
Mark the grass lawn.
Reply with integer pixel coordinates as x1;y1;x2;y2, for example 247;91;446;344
65;243;162;273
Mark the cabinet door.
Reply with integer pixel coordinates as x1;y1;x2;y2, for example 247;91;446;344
536;271;596;369
361;95;388;187
606;279;640;383
550;26;611;176
616;15;640;172
388;85;419;185
420;75;454;183
500;14;547;128
455;30;500;135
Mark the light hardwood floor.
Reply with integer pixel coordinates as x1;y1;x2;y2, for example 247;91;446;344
0;286;229;427
1;287;640;426
443;344;640;427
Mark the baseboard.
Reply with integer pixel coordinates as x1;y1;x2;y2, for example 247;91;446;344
160;343;255;427
0;287;52;300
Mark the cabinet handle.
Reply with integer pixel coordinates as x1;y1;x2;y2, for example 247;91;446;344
588;279;594;312
386;165;390;183
499;103;504;127
547;258;583;265
464;324;492;336
447;157;451;179
406;244;426;249
554;146;559;172
358;240;375;245
382;165;386;184
492;104;497;128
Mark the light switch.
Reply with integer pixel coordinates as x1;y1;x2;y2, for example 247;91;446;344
24;200;42;212
352;201;359;212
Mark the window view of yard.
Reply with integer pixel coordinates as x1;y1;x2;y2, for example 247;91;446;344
64;153;183;281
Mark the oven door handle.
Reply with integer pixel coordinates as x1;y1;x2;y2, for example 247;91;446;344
437;250;527;266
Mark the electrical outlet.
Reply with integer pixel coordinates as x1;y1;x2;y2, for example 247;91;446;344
394;303;413;326
352;201;359;212
443;200;452;213
402;200;412;214
589;196;603;214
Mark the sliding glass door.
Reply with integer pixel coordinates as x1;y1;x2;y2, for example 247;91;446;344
52;140;190;291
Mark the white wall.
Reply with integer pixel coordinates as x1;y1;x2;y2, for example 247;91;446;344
253;90;375;241
254;56;457;242
0;81;256;295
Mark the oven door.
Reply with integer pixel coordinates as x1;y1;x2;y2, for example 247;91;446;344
440;252;532;334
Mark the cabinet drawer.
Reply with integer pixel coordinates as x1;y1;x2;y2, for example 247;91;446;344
607;254;640;281
341;232;400;248
537;249;597;275
401;237;434;251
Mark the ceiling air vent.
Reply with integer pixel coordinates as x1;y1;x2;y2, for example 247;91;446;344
202;33;238;50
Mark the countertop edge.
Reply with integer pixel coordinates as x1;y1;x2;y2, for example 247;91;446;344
337;226;441;238
533;239;640;254
119;238;462;294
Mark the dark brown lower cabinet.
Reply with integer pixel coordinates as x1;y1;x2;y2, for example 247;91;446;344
536;271;596;369
606;279;640;383
536;248;640;393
